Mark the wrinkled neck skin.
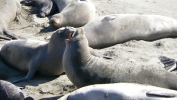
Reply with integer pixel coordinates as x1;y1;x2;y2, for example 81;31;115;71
47;36;65;56
65;36;91;63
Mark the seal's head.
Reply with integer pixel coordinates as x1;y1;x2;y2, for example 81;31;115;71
50;14;63;28
65;27;86;42
50;26;76;45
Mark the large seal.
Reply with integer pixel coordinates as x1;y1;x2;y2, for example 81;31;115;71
50;0;95;28
0;27;102;83
20;0;58;18
0;80;33;100
0;0;21;40
63;27;177;90
52;0;73;12
59;83;177;100
83;14;177;48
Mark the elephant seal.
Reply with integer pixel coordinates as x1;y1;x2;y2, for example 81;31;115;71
0;27;102;83
0;0;21;40
82;14;177;48
63;27;177;90
0;80;33;100
52;0;73;12
59;83;177;100
20;0;58;18
50;0;95;28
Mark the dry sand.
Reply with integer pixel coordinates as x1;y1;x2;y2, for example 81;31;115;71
0;0;177;99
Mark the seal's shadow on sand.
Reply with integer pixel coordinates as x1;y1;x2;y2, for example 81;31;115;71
0;57;59;87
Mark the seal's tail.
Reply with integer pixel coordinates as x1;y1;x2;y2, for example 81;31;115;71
158;56;177;72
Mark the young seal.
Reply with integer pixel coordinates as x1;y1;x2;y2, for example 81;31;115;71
63;27;177;90
59;83;177;100
83;14;177;48
52;0;73;12
20;0;58;18
0;80;33;100
0;0;21;40
50;0;95;28
0;27;102;83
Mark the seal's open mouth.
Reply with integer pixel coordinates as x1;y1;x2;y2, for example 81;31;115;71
68;32;75;40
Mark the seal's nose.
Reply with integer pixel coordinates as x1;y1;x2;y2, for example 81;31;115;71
38;12;46;18
20;1;26;4
50;18;57;25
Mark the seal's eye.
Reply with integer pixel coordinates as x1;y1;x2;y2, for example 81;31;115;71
57;30;63;37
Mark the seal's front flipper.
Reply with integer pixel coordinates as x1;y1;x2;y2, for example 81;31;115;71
158;56;177;72
101;15;116;22
146;90;177;98
12;68;36;83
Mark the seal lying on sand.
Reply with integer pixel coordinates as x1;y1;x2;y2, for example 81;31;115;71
63;28;177;90
83;14;177;48
52;0;73;12
59;83;177;100
0;0;21;40
0;27;102;83
50;0;95;28
0;80;33;100
20;0;58;18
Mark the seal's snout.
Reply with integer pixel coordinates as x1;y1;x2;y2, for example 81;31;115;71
38;12;46;18
20;0;31;4
50;18;59;26
63;27;76;40
20;1;27;4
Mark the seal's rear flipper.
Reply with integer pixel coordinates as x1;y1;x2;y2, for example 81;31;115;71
158;56;177;72
3;30;18;40
3;30;26;40
146;90;177;98
0;35;11;40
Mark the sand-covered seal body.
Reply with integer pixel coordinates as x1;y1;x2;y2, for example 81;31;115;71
0;80;33;100
63;28;177;90
0;0;21;40
52;0;73;12
83;14;177;48
20;0;58;17
50;0;95;28
59;83;177;100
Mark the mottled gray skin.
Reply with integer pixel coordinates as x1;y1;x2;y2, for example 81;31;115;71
83;14;177;48
0;80;33;100
52;0;73;12
50;0;95;28
0;0;21;40
0;27;101;83
20;0;58;18
63;28;177;90
59;83;177;100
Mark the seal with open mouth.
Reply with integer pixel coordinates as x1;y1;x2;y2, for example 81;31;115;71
63;27;177;90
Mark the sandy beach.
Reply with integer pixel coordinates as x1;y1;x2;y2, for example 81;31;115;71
0;0;177;99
